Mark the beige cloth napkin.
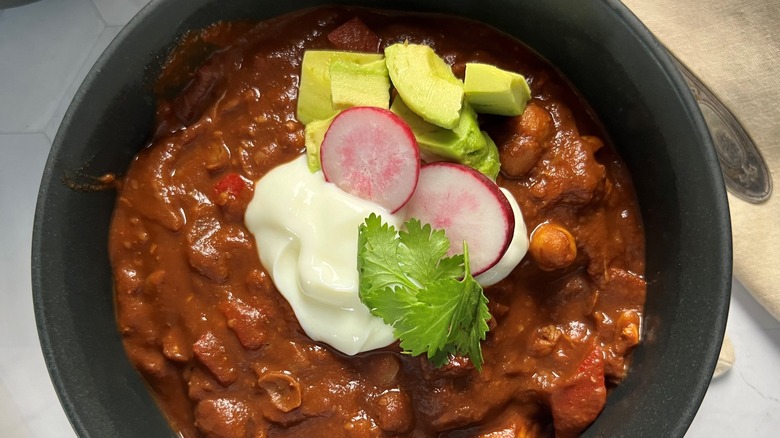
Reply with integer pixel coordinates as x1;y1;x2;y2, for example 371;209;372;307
622;0;780;376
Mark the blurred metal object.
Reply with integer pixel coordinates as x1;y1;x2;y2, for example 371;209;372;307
671;54;772;203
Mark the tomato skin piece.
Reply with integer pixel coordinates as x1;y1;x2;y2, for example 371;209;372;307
549;346;607;438
214;173;247;198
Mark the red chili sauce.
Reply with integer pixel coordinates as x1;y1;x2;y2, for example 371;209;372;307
109;7;646;438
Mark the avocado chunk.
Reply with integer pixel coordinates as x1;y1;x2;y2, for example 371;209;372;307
464;63;531;116
330;59;390;110
391;97;499;179
304;114;337;172
296;51;384;125
384;43;464;129
478;131;501;179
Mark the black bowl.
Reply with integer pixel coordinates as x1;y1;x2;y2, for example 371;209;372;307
32;0;731;436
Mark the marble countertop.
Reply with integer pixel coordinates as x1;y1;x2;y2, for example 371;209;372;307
1;0;778;436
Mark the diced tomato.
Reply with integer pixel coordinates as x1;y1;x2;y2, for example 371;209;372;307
549;346;607;438
214;173;247;198
327;17;381;53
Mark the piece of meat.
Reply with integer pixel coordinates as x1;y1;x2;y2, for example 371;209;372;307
373;390;413;433
526;103;606;208
595;267;646;309
162;326;193;362
187;368;220;402
219;296;269;350
193;331;238;386
174;61;225;126
186;217;253;283
195;398;251;438
527;325;562;358
420;354;474;380
327;17;381;52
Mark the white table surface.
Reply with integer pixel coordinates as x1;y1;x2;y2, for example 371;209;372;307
0;0;778;436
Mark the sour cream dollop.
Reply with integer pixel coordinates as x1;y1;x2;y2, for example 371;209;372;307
475;188;529;287
245;155;528;355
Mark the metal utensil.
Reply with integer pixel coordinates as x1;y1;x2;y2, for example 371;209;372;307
670;54;772;203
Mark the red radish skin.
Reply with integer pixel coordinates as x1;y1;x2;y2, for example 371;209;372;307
320;107;420;213
404;162;515;275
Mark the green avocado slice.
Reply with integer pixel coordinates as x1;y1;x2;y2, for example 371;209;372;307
329;59;390;110
384;43;464;129
464;63;531;116
391;97;499;179
304;114;337;172
296;51;384;125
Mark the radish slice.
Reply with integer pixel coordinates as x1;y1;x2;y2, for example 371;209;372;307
404;162;515;275
320;107;420;212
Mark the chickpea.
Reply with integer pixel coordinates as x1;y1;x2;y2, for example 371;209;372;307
529;223;577;271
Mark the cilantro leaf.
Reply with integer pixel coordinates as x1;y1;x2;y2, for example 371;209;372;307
359;284;416;328
357;214;491;370
437;245;490;368
397;278;466;358
397;218;464;282
357;214;417;293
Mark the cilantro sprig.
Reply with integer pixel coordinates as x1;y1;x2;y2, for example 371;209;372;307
357;213;491;370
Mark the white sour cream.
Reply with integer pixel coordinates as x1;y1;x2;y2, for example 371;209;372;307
245;155;528;355
245;155;401;355
475;188;529;287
